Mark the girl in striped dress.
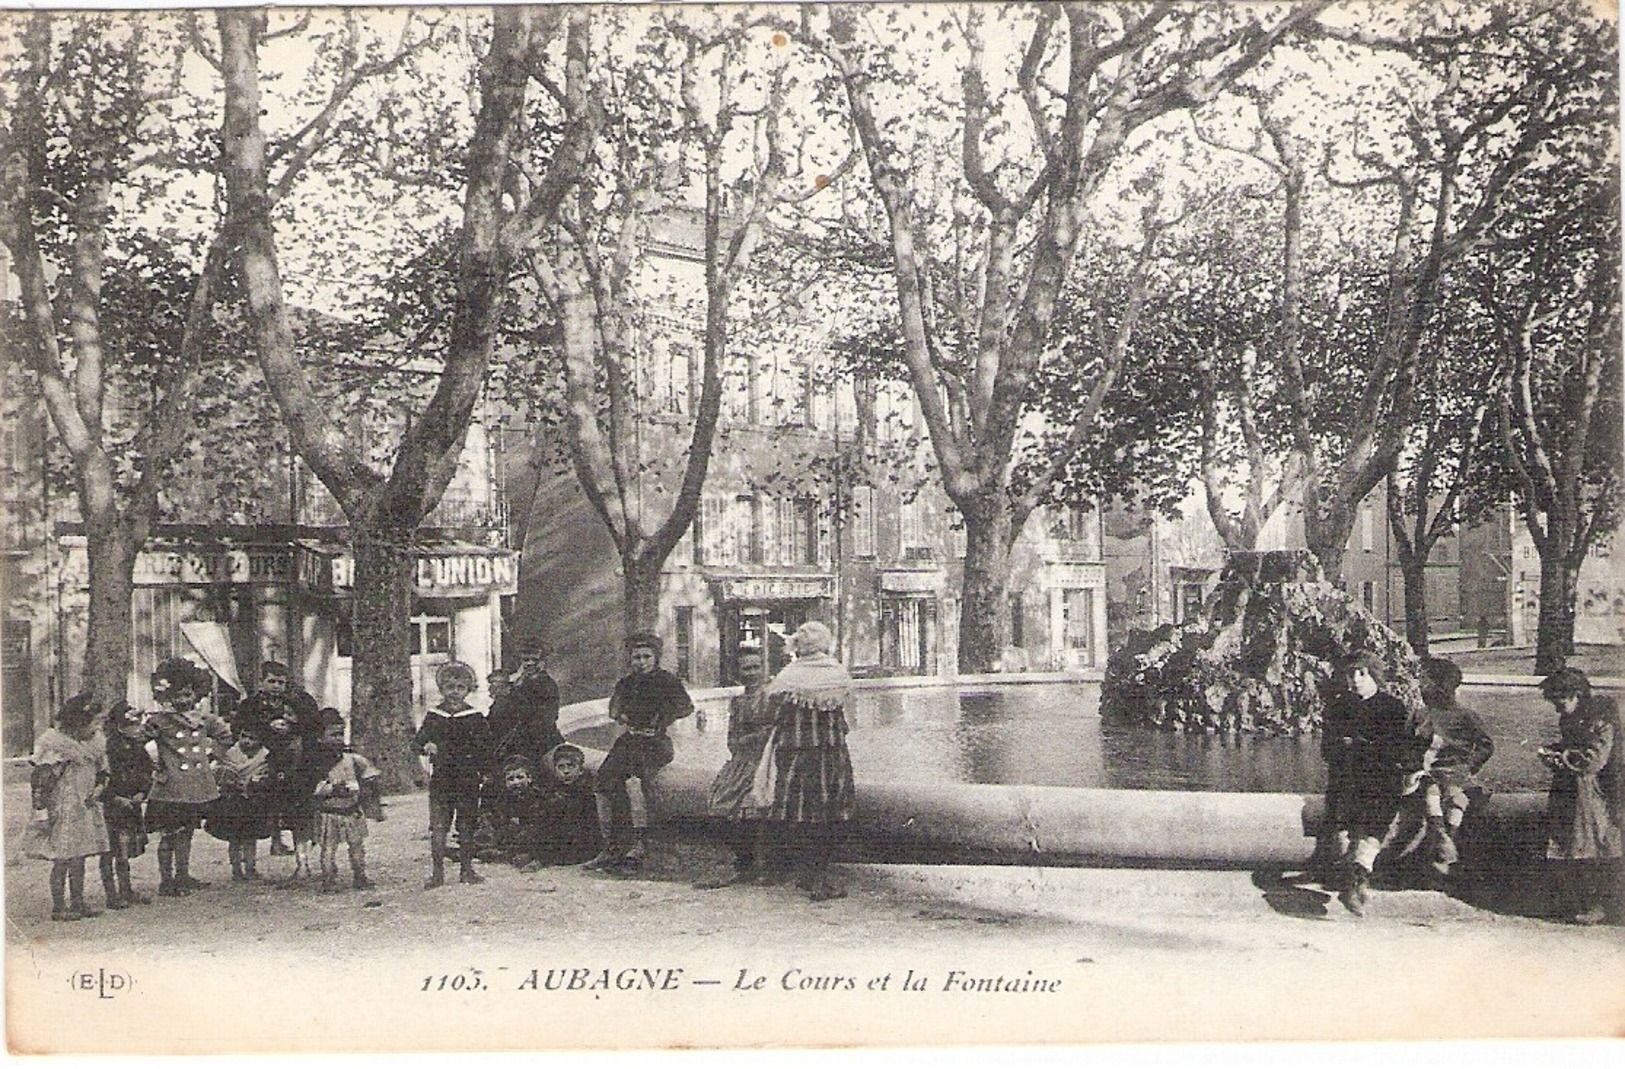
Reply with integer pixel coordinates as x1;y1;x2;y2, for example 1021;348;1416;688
759;622;855;902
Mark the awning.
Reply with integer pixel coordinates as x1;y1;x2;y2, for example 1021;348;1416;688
181;621;244;695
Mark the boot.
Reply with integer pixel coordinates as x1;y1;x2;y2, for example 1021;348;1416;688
458;860;484;885
1339;864;1372;917
353;868;375;891
1426;816;1459;867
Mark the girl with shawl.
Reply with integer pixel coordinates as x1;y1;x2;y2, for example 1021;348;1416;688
756;622;855;902
1538;667;1623;924
25;694;113;921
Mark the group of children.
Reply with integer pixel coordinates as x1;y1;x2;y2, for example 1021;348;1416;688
1314;651;1622;924
26;657;383;920
414;657;600;889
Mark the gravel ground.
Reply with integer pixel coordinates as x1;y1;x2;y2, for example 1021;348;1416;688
6;783;1624;1054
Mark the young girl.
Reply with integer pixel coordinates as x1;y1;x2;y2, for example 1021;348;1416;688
1538;667;1623;925
26;694;112;921
206;724;273;881
101;700;154;908
311;710;382;892
144;658;234;897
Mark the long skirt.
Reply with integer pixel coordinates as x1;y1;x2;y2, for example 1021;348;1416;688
709;727;772;819
764;701;854;825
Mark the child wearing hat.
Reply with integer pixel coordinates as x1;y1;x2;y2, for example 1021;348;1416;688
144;658;234;897
584;631;693;874
1538;667;1622;924
1319;650;1427;916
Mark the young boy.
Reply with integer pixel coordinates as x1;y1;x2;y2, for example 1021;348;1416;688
1320;651;1427;916
311;709;382;892
144;658;234;897
101;700;154;907
585;632;693;874
538;743;600;866
415;660;492;888
1411;656;1494;885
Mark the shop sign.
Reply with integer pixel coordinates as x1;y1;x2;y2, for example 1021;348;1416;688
879;570;940;594
296;543;518;598
133;546;292;586
718;575;834;602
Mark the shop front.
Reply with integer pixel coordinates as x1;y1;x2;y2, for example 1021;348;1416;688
293;540;519;720
711;573;835;681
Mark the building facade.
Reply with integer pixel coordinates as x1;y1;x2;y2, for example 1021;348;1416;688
2;350;517;752
512;214;1108;701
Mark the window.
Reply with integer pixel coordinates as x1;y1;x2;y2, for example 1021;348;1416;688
774;498;818;565
1361;507;1375;552
336;618;355;658
413;614;452;656
899;497;930;558
1361;581;1376;611
674;606;693;683
1062;588;1095;665
1009;594;1024;648
733;495;761;565
851;486;876;558
880;597;936;673
946;505;967;558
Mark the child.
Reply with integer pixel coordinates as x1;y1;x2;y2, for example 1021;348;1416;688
1410;656;1494;885
205;724;273;881
264;710;310;876
144;658;234;898
415;660;492;888
1538;667;1623;925
237;661;318;855
101;700;154;908
585;632;693;874
698;646;773;889
536;743;600;866
26;694;112;921
1319;651;1427;916
311;709;383;893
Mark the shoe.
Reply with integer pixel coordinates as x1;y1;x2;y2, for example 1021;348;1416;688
51;906;85;922
73;904;102;918
581;851;623;872
124;891;152;906
319;879;341;895
157;880;185;898
695;870;755;891
458;868;485;885
242;870;264;882
231;871;247;882
808;883;848;903
353;875;376;891
175;876;209;891
105;895;130;911
1570;906;1608;926
1338;869;1371;917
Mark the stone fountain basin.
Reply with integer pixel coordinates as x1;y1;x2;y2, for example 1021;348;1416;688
559;678;1552;868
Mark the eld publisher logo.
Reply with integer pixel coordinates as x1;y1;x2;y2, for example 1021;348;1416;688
68;969;132;999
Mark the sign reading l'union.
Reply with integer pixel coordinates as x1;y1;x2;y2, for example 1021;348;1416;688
296;545;519;598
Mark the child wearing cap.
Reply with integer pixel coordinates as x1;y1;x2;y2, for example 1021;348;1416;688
1318;651;1427;916
584;631;693;874
1409;656;1494;887
415;660;493;888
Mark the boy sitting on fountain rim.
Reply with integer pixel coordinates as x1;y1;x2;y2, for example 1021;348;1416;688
1318;651;1429;916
